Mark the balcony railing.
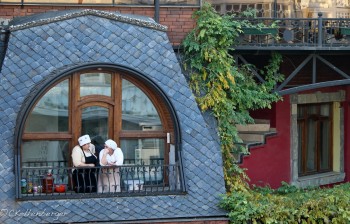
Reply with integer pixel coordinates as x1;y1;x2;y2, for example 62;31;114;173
236;14;350;50
19;161;183;200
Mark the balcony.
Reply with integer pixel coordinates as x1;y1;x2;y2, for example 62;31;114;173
235;14;350;51
19;160;183;200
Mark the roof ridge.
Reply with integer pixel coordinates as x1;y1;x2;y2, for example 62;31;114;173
9;9;167;32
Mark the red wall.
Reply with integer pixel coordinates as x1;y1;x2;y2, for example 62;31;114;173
242;86;350;188
240;96;291;189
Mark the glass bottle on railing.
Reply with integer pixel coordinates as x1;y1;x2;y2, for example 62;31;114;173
42;170;54;193
27;181;33;193
21;179;27;194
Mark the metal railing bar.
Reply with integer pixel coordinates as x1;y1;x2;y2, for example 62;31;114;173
19;163;183;200
237;54;265;83
276;55;313;91
277;79;350;96
316;55;350;79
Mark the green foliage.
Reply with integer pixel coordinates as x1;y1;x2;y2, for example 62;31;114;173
219;182;350;224
182;4;350;224
182;2;283;192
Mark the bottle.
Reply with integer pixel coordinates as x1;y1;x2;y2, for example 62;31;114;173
42;171;54;193
27;182;33;193
21;179;27;194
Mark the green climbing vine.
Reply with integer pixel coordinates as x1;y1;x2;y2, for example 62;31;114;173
182;2;283;193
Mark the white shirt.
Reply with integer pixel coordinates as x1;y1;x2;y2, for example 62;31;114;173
99;147;124;166
71;144;96;167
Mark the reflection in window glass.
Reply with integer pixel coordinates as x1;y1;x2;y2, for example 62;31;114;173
320;120;330;170
121;138;164;165
320;104;330;116
297;103;332;176
122;79;162;130
80;73;111;97
21;140;69;188
306;119;316;172
81;106;109;144
25;80;69;132
22;140;69;165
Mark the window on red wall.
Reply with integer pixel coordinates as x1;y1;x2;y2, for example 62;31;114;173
297;103;333;176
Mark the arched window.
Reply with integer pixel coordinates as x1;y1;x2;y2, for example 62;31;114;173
19;68;179;198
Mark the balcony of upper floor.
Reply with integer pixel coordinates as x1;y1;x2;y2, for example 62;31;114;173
208;0;350;52
234;15;350;52
19;159;184;200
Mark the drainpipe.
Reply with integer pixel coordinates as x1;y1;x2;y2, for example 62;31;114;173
0;27;10;73
154;0;160;23
318;12;323;47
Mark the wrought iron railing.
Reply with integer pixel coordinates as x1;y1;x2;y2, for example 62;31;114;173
236;14;350;49
20;162;183;200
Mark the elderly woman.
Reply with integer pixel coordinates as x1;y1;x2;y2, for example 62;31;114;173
97;139;124;193
71;134;98;193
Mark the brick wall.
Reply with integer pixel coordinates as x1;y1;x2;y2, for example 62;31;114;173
0;5;197;45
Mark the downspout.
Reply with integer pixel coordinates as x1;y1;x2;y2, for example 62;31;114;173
0;27;10;73
154;0;160;23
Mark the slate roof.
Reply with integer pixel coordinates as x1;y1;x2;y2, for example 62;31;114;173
0;10;227;223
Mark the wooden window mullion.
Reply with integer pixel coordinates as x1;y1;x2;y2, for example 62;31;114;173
114;73;122;144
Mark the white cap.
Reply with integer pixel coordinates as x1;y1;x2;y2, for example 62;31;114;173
105;139;117;150
78;135;91;146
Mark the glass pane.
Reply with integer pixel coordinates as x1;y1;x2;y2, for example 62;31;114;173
81;106;109;149
320;104;330;117
122;79;162;130
22;141;69;165
80;73;111;97
307;105;317;116
21;140;69;191
121;139;164;165
306;119;316;172
297;122;303;174
297;106;304;118
25;80;69;132
320;120;331;170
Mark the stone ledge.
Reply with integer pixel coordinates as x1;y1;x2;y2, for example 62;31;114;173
294;172;345;188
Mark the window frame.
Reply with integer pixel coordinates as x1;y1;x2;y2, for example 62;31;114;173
290;91;346;188
22;69;174;160
17;68;179;199
297;103;333;176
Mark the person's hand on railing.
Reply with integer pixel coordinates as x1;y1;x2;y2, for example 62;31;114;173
75;162;95;167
